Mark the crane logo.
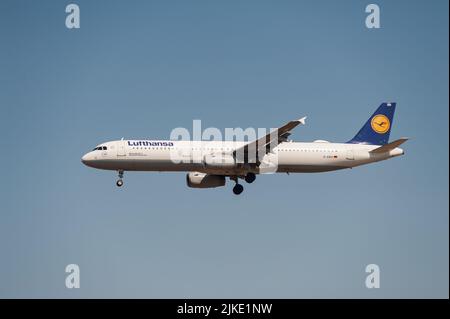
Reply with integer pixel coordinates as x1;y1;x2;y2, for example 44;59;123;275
371;114;390;134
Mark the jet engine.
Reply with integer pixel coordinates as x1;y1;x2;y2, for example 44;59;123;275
186;172;226;188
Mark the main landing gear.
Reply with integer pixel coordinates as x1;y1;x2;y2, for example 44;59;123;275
244;173;256;184
231;173;256;195
233;183;244;195
230;176;243;195
116;170;124;187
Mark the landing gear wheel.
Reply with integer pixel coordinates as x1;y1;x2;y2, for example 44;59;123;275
244;173;256;184
233;184;244;195
116;170;124;187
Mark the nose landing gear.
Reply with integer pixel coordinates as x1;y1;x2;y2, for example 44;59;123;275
116;170;124;187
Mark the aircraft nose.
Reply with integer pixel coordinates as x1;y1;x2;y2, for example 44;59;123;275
81;153;92;165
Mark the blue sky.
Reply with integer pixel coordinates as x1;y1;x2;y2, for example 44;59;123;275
0;0;448;298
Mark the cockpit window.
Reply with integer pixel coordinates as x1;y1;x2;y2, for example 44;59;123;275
92;146;107;151
103;146;107;150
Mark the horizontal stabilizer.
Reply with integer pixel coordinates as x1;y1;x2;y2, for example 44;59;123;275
369;138;409;154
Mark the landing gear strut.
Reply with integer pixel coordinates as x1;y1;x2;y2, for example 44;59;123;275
116;170;124;187
231;176;244;195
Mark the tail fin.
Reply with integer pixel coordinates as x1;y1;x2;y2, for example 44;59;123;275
347;102;396;145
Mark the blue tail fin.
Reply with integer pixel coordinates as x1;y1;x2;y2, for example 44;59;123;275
347;102;396;145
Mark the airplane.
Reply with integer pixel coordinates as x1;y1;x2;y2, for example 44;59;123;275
81;102;408;195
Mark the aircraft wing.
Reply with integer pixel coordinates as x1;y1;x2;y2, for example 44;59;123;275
233;116;307;163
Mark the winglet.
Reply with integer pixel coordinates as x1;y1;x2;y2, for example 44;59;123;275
298;116;307;125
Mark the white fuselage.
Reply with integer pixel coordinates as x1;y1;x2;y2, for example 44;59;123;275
81;140;404;175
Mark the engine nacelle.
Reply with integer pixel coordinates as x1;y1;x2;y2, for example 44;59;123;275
203;154;236;168
186;172;226;188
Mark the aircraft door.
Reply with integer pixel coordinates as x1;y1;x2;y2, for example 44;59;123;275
117;140;126;157
346;149;354;160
